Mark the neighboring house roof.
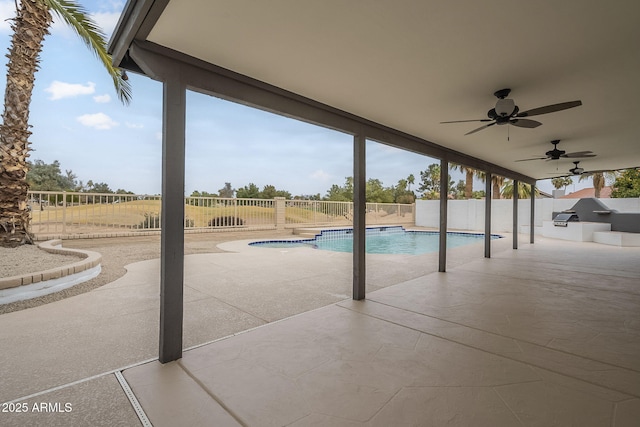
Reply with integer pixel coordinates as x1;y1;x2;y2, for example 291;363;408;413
561;186;612;198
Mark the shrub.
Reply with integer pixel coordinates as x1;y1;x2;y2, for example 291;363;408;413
137;212;160;229
208;216;244;227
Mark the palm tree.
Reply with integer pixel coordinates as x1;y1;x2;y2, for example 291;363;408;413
450;163;477;199
407;174;415;193
476;171;504;199
501;179;540;199
578;171;617;198
551;176;573;191
0;0;130;247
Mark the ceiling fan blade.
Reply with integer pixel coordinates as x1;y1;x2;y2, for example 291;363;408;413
465;122;496;135
440;119;492;124
514;156;548;162
509;118;542;128
517;100;582;117
562;151;596;158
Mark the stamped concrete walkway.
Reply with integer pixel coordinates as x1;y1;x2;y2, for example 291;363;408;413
1;235;639;426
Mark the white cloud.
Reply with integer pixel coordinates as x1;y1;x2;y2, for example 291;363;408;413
93;94;111;103
45;81;95;100
91;11;122;38
125;122;144;129
310;169;331;182
76;113;118;130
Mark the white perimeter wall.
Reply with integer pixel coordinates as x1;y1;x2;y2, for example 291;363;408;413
415;198;640;232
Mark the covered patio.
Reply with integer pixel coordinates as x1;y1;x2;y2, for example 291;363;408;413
2;236;639;426
116;238;638;427
101;0;640;425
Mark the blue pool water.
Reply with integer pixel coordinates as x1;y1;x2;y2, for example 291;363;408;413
250;226;502;255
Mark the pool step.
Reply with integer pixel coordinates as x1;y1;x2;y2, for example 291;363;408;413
296;233;318;238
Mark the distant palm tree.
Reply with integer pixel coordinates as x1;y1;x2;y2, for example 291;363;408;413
451;163;478;199
578;171;617;198
0;0;130;247
501;179;540;199
477;171;504;199
578;172;617;199
407;174;415;192
551;176;573;191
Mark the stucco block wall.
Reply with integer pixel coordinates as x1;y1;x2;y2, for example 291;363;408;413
415;198;640;232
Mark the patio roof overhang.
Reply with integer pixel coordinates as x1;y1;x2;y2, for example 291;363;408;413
110;0;640;181
107;0;640;363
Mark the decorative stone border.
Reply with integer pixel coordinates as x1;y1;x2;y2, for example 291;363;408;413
0;240;102;291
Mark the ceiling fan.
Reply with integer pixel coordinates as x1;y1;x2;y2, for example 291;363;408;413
515;140;596;162
550;162;622;178
569;161;585;175
441;88;582;136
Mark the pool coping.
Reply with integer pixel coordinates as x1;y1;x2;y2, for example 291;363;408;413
245;226;503;253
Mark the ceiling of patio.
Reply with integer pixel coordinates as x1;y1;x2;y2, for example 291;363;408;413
127;0;640;181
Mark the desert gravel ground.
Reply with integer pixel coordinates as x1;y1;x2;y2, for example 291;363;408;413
1;245;81;277
0;229;293;315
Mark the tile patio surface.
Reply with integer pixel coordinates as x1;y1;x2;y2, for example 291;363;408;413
1;235;640;426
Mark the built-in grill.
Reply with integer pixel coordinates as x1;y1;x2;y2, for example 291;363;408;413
553;212;580;227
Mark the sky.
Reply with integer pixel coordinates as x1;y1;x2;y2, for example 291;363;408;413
0;0;592;198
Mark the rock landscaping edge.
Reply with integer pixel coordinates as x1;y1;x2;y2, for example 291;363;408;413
0;240;102;291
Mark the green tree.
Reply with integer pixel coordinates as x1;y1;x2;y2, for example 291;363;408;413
26;159;77;191
551;176;573;190
407;174;415;192
190;190;217;198
394;178;415;204
324;177;353;202
294;193;321;200
366;178;394;203
453;179;466;199
218;182;235;198
260;184;277;199
89;182;113;194
418;163;453;199
236;183;260;199
501;180;540;199
578;171;617;198
611;168;640;198
450;163;479;199
0;0;131;247
477;172;505;200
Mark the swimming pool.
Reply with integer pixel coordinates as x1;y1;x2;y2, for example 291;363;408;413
249;226;502;255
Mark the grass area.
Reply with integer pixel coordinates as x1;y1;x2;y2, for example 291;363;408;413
28;200;336;228
28;200;410;231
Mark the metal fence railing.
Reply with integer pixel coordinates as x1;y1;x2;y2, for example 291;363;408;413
26;191;414;238
284;200;415;227
284;200;352;226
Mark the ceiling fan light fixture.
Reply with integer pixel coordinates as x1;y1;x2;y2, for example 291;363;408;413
495;98;515;117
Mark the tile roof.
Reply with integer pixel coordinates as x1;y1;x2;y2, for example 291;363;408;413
560;186;612;198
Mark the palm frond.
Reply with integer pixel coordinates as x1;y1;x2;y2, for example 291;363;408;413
42;0;131;105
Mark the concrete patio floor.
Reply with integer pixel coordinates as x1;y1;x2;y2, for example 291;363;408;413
1;235;639;426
